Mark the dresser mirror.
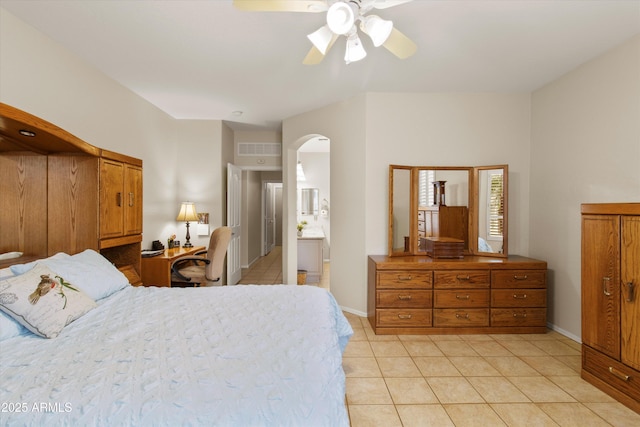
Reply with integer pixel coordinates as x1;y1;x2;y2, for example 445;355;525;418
388;164;508;258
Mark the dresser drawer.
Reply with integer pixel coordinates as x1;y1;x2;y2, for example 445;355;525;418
583;345;640;401
434;290;489;308
377;290;432;308
378;271;432;289
491;270;546;289
491;289;547;307
434;271;490;289
490;308;546;327
433;309;489;327
376;309;432;328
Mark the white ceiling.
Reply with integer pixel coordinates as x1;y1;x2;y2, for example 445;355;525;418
2;0;639;131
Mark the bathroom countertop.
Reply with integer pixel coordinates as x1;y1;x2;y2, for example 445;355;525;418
297;228;325;239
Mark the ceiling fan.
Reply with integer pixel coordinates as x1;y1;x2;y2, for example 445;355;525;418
233;0;417;65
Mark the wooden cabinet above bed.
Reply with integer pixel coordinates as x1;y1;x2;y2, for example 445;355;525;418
0;103;143;285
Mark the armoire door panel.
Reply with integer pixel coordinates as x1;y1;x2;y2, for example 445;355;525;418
581;215;620;359
621;216;640;370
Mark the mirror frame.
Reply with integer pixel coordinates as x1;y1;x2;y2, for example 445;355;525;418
388;164;508;258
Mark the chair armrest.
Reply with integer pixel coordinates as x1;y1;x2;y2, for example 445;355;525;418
194;249;207;256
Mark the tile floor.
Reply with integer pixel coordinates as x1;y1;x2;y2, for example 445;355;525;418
237;247;640;426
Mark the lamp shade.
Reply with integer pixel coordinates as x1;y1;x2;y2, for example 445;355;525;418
344;33;367;64
360;15;393;47
176;202;199;222
307;25;334;55
326;2;355;35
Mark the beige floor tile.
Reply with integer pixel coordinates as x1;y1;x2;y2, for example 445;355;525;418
458;334;495;341
547;376;617;403
583;402;640;427
427;377;485;404
530;339;582;356
520;356;580;376
343;357;382;377
430;334;463;341
558;338;582;352
553;355;582;374
507;376;577;403
376;357;422;377
435;340;480;356
346;377;393;404
484;356;542;377
497;340;549;356
467;376;531;403
491;403;559;426
349;327;369;342
467;340;514;357
344;340;374;357
370;341;410;357
396;404;455;427
385;377;439;404
537;403;612;427
414;357;461;377
489;333;525;341
449;356;502;376
364;329;400;341
444;403;507;426
398;334;434;342
348;404;402;427
403;340;445;357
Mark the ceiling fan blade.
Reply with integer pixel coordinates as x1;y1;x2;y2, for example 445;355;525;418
303;33;337;64
233;0;327;12
303;46;325;65
382;27;416;59
372;0;414;10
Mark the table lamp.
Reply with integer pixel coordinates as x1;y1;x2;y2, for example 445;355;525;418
176;202;199;248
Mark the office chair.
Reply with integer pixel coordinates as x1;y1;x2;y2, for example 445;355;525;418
170;226;232;287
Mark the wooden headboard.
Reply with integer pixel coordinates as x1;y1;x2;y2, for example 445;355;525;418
0;103;143;285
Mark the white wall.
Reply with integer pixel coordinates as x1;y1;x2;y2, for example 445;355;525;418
0;9;230;259
530;34;640;340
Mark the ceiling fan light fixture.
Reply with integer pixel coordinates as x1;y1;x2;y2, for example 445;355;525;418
360;15;393;47
326;2;355;35
344;33;367;64
307;25;334;55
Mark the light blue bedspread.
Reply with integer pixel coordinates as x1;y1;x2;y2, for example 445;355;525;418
0;285;353;426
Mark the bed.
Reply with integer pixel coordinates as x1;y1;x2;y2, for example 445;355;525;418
0;250;353;426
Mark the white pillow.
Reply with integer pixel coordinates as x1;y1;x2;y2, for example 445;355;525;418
10;252;70;275
0;264;97;338
0;310;30;341
10;250;130;301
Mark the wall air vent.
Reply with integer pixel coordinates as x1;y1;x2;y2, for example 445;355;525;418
237;142;281;157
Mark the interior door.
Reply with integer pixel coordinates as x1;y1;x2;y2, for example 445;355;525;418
264;182;276;255
226;163;242;286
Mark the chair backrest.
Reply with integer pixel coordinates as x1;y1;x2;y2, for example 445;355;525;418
205;226;232;281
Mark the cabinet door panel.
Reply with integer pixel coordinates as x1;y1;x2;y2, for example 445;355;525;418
621;216;640;370
582;214;620;359
100;159;124;238
124;165;142;235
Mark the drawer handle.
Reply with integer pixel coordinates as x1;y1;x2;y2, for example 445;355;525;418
398;295;413;301
397;275;413;281
398;314;412;319
608;366;630;381
603;277;612;296
513;275;528;280
513;294;528;299
116;192;122;207
456;275;470;281
513;312;527;318
455;313;470;319
456;294;470;300
129;192;135;207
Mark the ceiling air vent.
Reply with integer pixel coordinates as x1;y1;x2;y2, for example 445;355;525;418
237;142;281;157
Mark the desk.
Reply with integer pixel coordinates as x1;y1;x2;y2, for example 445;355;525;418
141;246;205;287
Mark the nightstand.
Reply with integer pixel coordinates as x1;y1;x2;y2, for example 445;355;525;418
141;246;206;287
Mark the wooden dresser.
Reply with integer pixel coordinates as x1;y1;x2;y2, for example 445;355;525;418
581;203;639;413
0;103;143;285
368;254;547;334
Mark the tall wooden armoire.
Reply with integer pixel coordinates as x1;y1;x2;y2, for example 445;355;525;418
581;203;640;413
